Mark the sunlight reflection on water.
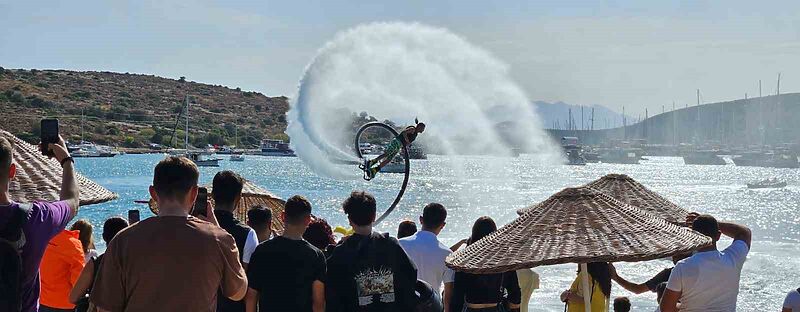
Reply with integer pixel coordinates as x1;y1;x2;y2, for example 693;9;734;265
74;154;799;311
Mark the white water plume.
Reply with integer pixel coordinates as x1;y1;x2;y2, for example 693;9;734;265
287;22;560;178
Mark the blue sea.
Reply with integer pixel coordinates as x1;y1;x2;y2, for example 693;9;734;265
73;154;800;311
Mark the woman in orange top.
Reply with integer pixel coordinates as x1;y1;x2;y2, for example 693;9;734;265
39;229;85;311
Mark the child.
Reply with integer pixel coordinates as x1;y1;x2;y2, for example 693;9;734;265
613;297;631;312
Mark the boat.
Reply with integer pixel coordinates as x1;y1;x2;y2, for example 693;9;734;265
683;150;726;165
598;148;641;164
380;157;406;173
174;95;222;167
188;152;221;167
70;141;119;158
260;139;296;157
229;153;245;162
733;152;799;168
561;137;586;165
747;178;787;189
566;150;586;166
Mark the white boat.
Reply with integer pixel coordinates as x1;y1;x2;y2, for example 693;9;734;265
230;153;245;162
379;157;406;173
188;152;221;167
70;142;119;158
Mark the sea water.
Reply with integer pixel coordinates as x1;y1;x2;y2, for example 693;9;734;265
74;154;800;311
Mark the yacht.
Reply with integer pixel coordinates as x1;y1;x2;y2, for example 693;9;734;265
733;152;799;168
70;141;119;158
683;150;726;165
260;139;296;157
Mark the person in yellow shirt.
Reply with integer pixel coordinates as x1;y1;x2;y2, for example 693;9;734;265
560;262;612;312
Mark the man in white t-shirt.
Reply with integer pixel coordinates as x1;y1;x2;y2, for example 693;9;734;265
784;288;800;312
399;203;454;311
660;213;751;312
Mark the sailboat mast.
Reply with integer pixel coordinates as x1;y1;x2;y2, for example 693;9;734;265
185;95;189;150
80;108;84;142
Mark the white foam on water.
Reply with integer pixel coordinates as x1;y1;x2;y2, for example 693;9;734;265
287;22;560;179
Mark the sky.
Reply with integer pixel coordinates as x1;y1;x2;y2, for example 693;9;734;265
2;0;799;116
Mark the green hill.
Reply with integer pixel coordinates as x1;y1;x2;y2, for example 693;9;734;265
0;67;289;148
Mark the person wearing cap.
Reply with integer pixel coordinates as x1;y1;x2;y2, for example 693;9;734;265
660;213;751;312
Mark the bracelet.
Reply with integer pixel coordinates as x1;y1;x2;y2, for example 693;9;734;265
60;157;74;167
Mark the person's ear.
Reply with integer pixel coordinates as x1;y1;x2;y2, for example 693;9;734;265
281;211;287;224
186;186;199;211
8;163;16;180
149;186;158;203
419;216;424;226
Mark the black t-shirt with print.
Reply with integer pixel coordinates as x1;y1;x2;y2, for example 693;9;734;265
247;236;326;312
326;232;418;312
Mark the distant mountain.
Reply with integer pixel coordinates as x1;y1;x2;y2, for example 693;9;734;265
532;101;630;130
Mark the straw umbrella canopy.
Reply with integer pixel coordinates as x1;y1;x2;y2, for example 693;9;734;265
148;179;287;233
447;187;711;311
518;174;690;224
1;129;118;205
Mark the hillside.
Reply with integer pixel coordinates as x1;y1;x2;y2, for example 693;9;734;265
533;101;630;130
0;67;289;148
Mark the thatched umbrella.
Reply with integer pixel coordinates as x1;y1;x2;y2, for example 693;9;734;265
447;187;711;312
518;174;690;224
149;179;287;233
1;129;118;205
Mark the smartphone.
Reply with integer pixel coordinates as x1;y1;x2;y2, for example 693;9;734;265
192;187;208;217
40;119;59;156
128;209;140;223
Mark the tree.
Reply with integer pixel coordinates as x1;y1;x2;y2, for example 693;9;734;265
179;76;186;83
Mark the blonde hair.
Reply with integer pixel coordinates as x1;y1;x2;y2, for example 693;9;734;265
70;219;95;254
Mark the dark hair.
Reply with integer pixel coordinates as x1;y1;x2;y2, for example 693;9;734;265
70;219;94;254
0;239;21;311
415;123;426;132
692;214;720;239
342;191;376;226
303;218;336;250
152;156;199;200
587;262;612;298
247;205;272;228
421;203;446;229
102;217;129;244
613;297;631;312
0;137;13;176
285;195;312;225
212;170;244;207
397;220;417;239
468;216;496;245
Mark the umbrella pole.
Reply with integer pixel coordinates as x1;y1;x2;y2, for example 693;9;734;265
580;263;591;312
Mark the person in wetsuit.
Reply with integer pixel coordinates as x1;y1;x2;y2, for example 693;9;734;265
365;121;425;179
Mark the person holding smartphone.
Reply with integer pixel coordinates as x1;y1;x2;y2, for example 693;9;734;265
0;121;81;312
90;156;247;312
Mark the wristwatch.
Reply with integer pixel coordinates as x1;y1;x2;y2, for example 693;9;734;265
60;157;75;167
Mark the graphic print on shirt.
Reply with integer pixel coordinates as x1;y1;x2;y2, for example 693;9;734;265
354;266;395;306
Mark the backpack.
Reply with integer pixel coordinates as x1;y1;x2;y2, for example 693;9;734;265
0;203;32;312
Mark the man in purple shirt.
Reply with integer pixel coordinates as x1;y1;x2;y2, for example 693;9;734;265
0;135;80;312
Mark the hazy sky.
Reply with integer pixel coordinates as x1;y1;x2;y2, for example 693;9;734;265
2;0;798;116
